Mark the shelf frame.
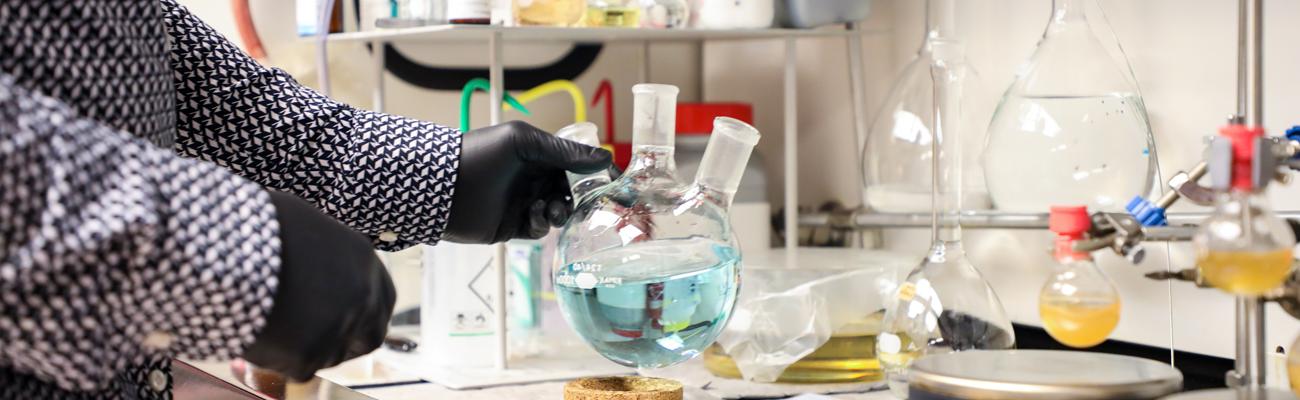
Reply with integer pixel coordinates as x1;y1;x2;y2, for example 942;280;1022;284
337;22;876;375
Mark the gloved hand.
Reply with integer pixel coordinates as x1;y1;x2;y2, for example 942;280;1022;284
444;120;613;244
243;191;396;382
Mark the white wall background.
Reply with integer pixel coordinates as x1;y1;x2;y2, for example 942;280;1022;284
184;0;1300;368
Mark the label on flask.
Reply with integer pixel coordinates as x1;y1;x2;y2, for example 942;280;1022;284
897;282;916;302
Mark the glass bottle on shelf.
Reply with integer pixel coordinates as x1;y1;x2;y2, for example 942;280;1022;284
983;0;1155;212
515;0;586;26
586;0;641;27
1039;206;1121;348
863;0;992;213
447;0;492;24
638;0;688;28
876;37;1014;399
1193;126;1296;296
554;84;760;368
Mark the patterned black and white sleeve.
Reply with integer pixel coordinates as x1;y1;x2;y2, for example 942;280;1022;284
0;74;281;392
161;0;462;251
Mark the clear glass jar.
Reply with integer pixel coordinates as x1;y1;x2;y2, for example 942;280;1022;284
638;0;688;28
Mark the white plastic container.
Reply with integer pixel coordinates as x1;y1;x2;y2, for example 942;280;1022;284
690;0;774;29
776;0;870;29
420;243;499;367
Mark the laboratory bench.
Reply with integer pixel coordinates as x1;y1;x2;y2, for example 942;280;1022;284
176;356;892;400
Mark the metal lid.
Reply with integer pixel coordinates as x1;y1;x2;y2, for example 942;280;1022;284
909;350;1183;400
1161;388;1298;399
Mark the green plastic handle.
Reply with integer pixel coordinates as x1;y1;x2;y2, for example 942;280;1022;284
460;78;530;132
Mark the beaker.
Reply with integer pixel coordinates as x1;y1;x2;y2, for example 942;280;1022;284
983;0;1155;212
863;0;992;213
554;84;760;369
877;37;1014;399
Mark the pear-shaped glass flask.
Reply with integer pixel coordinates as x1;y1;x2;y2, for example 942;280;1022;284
876;39;1014;399
1193;126;1296;296
983;0;1155;212
554;84;760;369
863;0;992;212
1039;206;1120;348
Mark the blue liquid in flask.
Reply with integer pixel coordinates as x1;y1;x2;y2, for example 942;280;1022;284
555;237;740;368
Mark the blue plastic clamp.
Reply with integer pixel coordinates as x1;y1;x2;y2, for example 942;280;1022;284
1126;195;1167;227
1288;126;1300;159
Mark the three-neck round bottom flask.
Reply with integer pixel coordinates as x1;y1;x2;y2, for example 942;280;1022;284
554;84;760;369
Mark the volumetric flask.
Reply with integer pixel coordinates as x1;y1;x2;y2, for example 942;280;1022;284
863;0;992;213
983;0;1155;212
877;37;1014;399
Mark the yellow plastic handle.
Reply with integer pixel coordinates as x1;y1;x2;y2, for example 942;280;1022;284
505;80;587;123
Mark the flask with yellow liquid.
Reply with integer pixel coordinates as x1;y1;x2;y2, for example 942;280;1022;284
1039;205;1120;348
703;313;886;383
1193;125;1296;297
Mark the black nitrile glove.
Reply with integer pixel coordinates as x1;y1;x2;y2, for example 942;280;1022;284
443;120;613;244
243;191;397;382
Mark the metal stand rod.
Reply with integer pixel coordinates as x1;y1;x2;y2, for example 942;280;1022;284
488;31;508;371
1231;0;1266;386
1237;0;1248;120
783;38;799;257
1229;297;1268;388
1251;0;1263;127
796;211;1300;243
640;41;650;83
371;40;386;112
845;22;870;207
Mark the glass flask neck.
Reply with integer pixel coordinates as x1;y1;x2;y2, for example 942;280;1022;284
632;84;678;148
1051;0;1090;25
925;239;967;264
556;122;613;201
929;40;966;244
924;0;958;45
692;117;761;209
625;145;678;179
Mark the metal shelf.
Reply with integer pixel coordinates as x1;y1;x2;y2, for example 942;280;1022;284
326;24;883;43
799;210;1300;229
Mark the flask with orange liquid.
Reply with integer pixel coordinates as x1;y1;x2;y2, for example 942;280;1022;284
1039;205;1121;348
1193;125;1295;296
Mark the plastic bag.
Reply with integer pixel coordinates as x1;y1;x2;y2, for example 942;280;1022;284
713;249;911;382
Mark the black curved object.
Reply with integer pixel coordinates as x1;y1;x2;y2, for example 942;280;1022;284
345;0;603;91
379;42;604;91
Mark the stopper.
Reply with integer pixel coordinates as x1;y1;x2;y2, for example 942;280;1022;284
564;377;683;400
1049;205;1091;261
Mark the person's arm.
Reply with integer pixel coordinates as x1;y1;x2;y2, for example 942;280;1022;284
160;0;458;250
0;74;281;392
